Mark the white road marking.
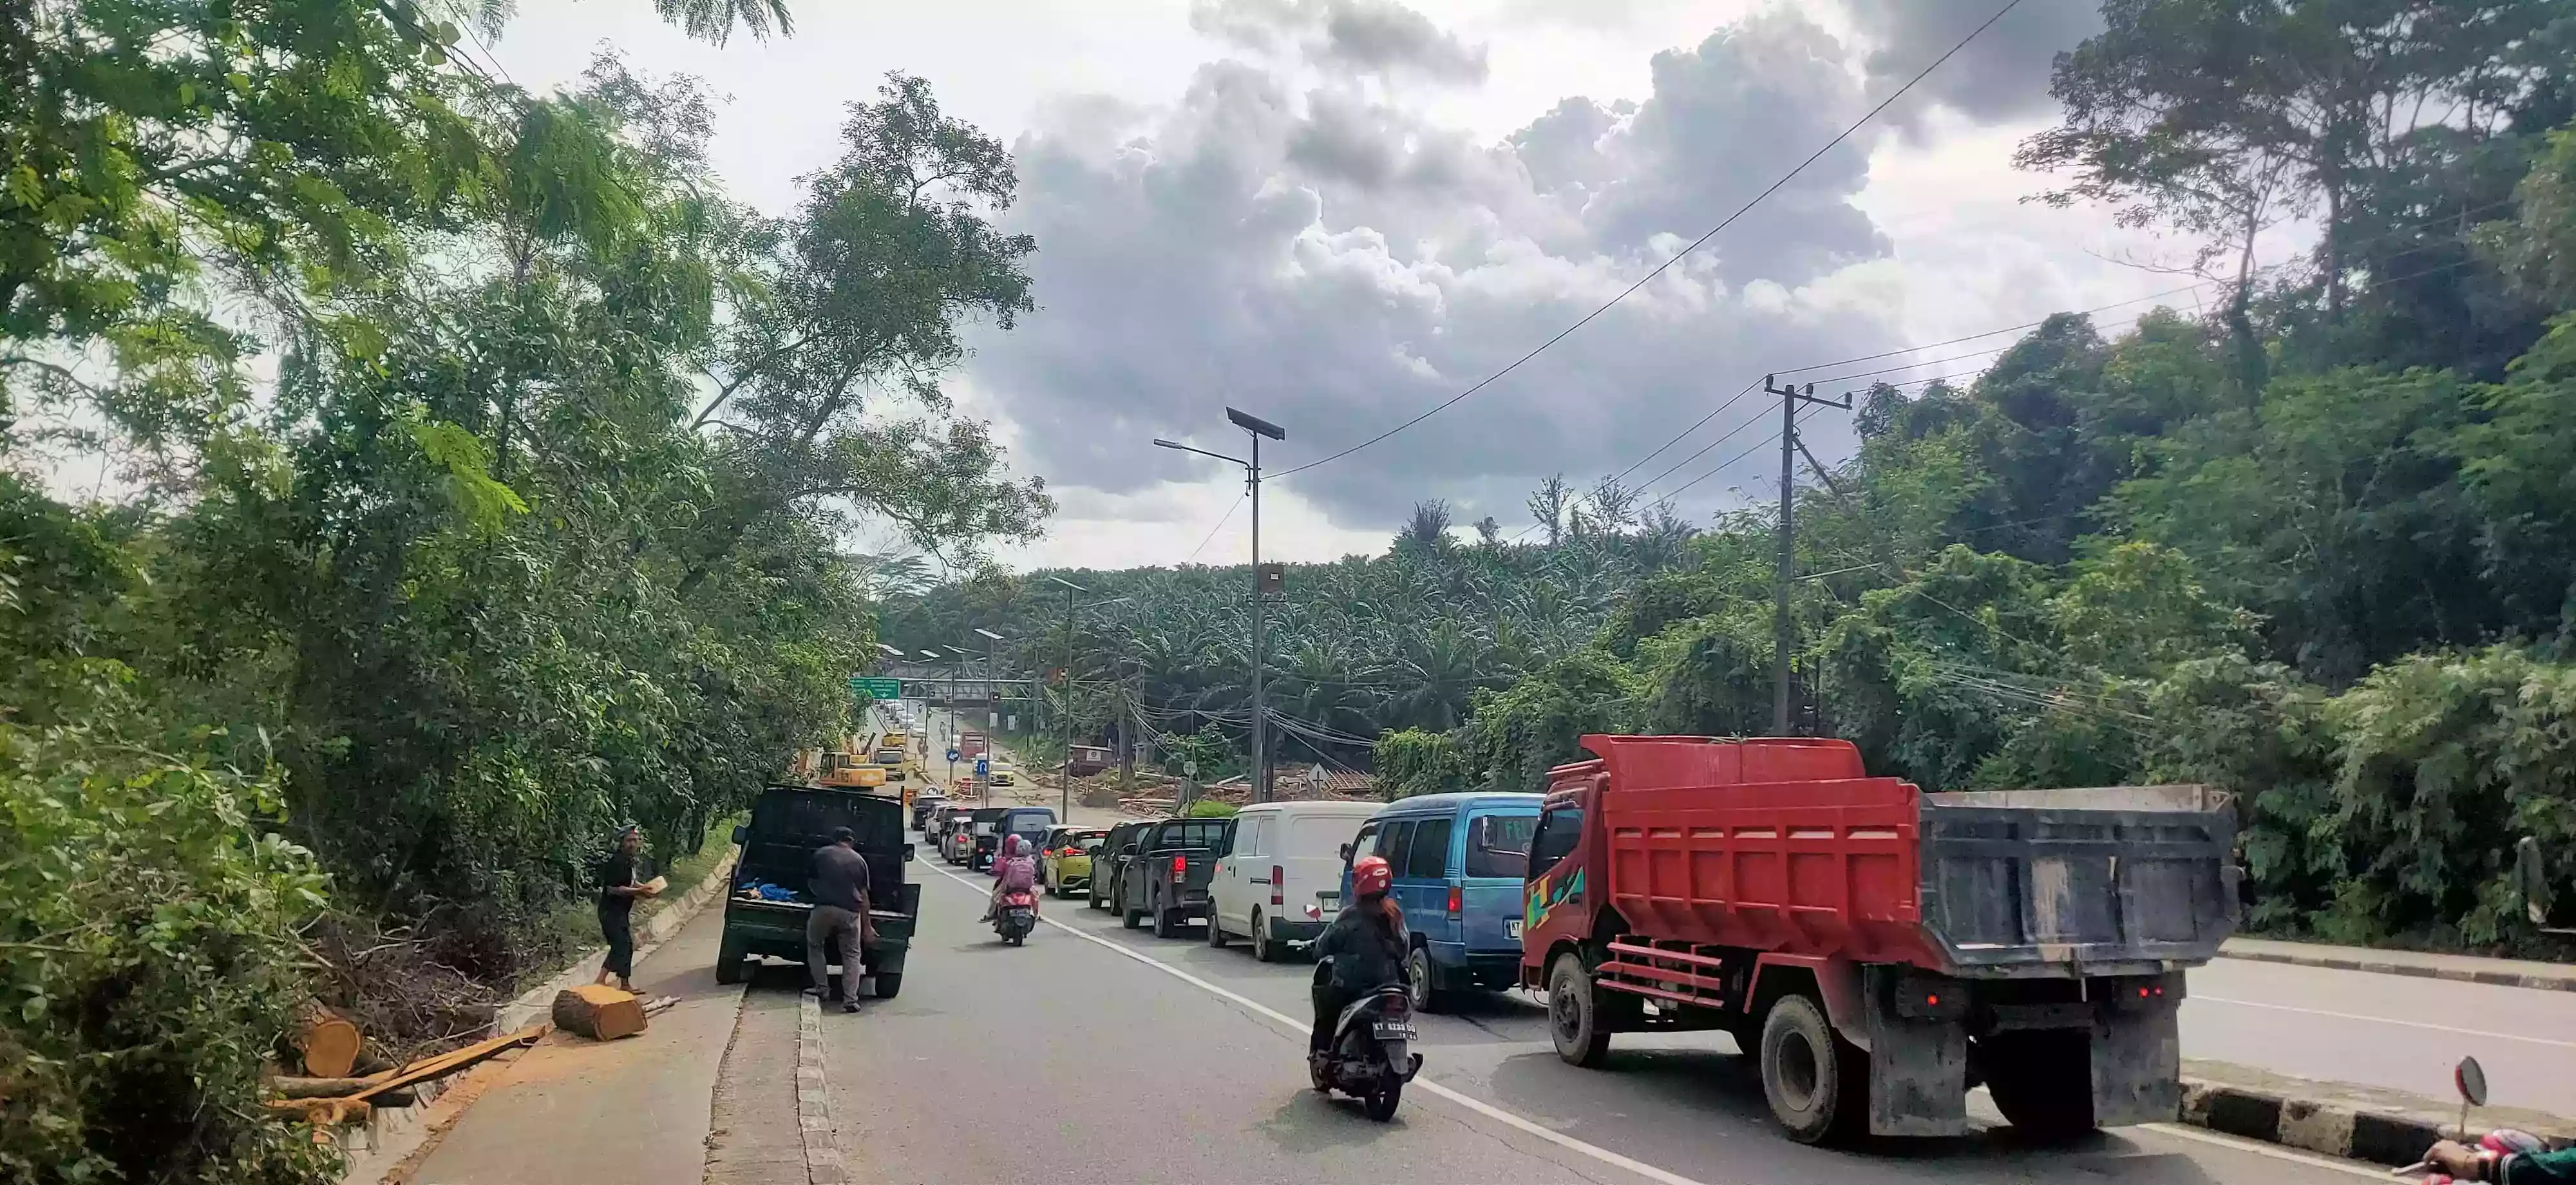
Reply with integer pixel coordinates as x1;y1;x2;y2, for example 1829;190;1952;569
2137;1123;2388;1179
921;860;1713;1185
919;859;2399;1184
2192;996;2576;1049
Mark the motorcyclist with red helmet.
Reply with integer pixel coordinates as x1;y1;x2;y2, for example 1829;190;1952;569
1309;854;1410;1060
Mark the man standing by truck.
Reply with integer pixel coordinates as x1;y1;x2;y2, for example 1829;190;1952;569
806;826;876;1012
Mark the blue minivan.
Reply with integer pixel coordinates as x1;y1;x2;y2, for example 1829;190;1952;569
1338;792;1544;1010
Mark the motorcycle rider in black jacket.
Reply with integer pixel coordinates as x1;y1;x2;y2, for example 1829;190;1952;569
1311;854;1408;1059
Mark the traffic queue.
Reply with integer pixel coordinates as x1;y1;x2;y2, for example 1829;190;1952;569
912;732;2248;1147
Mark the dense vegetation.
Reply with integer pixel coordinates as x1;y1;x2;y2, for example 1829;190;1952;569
884;1;2576;958
2;0;1045;1177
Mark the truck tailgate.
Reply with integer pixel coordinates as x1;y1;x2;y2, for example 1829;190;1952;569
1918;786;2234;973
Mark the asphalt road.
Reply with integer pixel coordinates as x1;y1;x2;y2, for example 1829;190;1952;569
810;844;2393;1185
2183;956;2576;1115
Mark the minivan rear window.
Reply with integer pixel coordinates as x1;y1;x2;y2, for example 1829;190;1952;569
1465;813;1539;878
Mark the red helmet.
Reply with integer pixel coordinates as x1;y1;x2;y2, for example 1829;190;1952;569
1351;855;1393;897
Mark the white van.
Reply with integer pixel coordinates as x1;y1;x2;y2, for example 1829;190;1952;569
1207;801;1380;962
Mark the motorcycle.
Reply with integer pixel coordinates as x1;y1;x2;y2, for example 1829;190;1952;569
992;888;1037;945
1307;956;1422;1121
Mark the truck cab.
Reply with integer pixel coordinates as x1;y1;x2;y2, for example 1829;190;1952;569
1520;734;2235;1145
716;784;920;998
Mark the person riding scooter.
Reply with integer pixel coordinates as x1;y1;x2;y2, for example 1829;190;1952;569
1309;854;1409;1066
985;833;1039;922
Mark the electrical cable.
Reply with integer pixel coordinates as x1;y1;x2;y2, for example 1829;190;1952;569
1266;0;2032;480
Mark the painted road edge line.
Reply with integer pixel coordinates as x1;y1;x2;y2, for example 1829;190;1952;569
922;862;1710;1185
2141;1123;2386;1179
797;992;848;1185
2190;996;2576;1050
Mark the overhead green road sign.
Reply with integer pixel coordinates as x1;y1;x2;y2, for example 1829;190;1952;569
848;676;902;698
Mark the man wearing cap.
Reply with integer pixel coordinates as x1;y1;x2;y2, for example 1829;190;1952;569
594;824;660;992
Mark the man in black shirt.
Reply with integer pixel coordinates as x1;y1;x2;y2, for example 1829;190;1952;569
806;826;875;1012
594;824;659;991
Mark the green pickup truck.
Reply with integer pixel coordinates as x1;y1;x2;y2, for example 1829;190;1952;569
715;784;921;997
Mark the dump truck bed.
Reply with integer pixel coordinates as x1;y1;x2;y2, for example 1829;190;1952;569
1577;735;2235;977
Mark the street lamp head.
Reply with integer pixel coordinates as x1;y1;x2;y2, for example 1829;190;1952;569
1046;574;1091;593
875;643;904;658
917;650;943;660
1226;407;1285;441
974;628;1005;641
1152;439;1182;450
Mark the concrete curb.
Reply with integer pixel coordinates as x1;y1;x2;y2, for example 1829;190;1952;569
497;848;739;1033
796;993;847;1185
2217;947;2576;992
2177;1078;2460;1167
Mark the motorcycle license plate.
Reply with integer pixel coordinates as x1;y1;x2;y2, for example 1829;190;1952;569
1504;918;1522;939
1372;1021;1416;1039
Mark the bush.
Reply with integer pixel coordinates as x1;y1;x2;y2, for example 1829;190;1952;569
1;716;338;1185
1372;728;1469;800
1184;799;1239;818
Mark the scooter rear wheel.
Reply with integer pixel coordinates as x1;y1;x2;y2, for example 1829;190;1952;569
1363;1079;1403;1121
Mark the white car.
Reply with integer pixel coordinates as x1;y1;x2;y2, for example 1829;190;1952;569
1206;801;1379;962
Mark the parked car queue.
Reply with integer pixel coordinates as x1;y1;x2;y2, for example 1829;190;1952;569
918;793;1543;1012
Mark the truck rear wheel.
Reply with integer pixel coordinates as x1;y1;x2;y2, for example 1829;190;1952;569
1548;953;1613;1066
871;972;903;999
714;939;746;985
1980;1030;2096;1141
1758;993;1868;1145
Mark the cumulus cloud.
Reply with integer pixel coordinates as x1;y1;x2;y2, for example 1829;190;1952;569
969;6;1906;533
1844;0;2102;129
1191;0;1490;84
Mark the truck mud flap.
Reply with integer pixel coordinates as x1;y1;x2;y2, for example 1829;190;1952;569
1862;966;1968;1137
2089;1005;2181;1126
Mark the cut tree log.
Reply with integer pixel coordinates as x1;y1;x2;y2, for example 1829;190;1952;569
339;1025;545;1104
295;1006;363;1079
551;985;647;1040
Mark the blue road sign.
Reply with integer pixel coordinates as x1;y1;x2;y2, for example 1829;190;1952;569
974;757;990;777
946;748;961;763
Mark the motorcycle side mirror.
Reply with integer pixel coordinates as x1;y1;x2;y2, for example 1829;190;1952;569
1339;843;1353;862
2456;1056;2488;1108
731;825;748;845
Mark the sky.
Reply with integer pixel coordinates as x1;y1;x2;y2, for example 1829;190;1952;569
480;0;2255;574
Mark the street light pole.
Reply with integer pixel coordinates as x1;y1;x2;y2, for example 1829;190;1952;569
1154;406;1286;802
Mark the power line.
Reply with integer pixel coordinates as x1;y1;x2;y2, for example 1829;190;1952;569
1770;193;2523;382
1184;495;1244;563
1267;0;2032;480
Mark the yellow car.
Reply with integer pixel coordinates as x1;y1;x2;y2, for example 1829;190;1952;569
1040;826;1109;897
987;761;1018;787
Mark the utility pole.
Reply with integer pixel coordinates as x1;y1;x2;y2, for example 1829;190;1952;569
1247;430;1266;803
1153;406;1286;802
1764;374;1850;734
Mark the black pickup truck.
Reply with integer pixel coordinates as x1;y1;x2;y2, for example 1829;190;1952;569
715;784;921;998
1116;816;1235;939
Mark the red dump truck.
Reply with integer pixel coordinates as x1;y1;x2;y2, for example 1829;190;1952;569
1519;734;2237;1145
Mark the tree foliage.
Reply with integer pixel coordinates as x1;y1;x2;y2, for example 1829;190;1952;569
1;0;1054;1168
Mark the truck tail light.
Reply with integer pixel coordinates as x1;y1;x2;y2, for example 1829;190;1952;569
1446;885;1462;916
1271;866;1283;907
1171;854;1187;878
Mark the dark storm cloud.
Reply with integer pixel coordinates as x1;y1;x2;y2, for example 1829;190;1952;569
1191;0;1489;84
969;7;1898;531
1844;0;2102;129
